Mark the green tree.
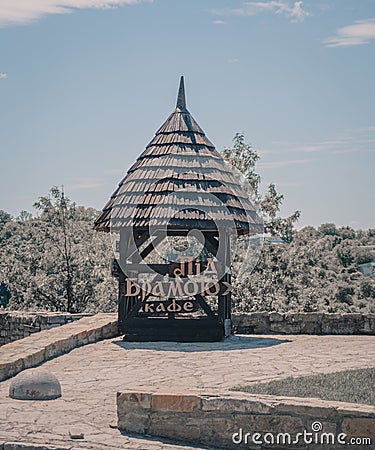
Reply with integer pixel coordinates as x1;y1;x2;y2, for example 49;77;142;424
260;183;301;243
231;224;375;314
222;133;300;242
222;132;261;202
0;187;116;313
0;210;13;243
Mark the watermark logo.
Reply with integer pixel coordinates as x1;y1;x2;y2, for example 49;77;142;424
110;157;264;301
311;420;323;432
232;421;372;447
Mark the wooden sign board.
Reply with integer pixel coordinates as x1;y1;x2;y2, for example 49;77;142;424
141;299;199;314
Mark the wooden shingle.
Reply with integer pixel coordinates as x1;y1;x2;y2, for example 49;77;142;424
94;77;263;235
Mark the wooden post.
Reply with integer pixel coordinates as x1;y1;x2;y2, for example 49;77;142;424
118;228;131;334
118;269;126;334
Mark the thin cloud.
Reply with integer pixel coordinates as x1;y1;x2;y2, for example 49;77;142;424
66;182;104;191
213;20;225;25
212;1;310;23
324;18;375;47
297;140;347;153
278;126;375;155
0;0;151;28
257;147;274;156
257;159;312;169
0;73;8;79
104;168;124;176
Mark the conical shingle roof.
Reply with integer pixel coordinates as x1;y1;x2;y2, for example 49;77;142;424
94;77;262;235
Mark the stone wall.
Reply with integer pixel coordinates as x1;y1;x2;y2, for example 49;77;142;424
0;312;92;346
117;389;375;449
2;312;373;347
0;313;118;381
232;312;375;335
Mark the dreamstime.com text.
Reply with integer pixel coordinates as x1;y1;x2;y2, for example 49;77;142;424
232;421;372;446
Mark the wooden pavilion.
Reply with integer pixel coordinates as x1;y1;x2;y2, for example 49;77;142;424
94;77;262;341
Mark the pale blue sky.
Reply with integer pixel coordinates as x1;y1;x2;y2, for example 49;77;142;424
0;0;374;229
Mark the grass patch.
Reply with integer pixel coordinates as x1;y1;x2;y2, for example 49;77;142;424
231;367;375;406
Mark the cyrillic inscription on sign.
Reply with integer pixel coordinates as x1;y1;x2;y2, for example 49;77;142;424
141;299;199;314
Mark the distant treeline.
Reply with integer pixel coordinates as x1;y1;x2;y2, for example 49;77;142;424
0;187;116;313
233;224;375;314
0;188;374;314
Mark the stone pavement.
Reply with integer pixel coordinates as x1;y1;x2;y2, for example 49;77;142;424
0;334;374;449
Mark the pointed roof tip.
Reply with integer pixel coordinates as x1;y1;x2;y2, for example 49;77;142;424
176;75;187;110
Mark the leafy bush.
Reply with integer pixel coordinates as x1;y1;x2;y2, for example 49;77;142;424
0;188;117;313
232;224;375;314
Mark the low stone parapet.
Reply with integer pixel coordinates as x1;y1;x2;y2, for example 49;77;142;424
117;389;375;449
232;312;375;335
0;313;118;381
0;312;92;346
0;442;70;449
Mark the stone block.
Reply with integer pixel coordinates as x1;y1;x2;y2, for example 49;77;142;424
232;314;252;333
117;391;152;410
22;349;46;370
341;417;375;437
102;321;119;339
270;322;301;334
86;327;103;343
231;313;375;336
360;316;375;334
43;342;59;360
251;313;270;334
269;312;284;322
69;429;84;439
235;413;304;435
322;314;363;335
299;320;321;334
47;315;66;325
274;400;338;420
284;313;302;323
319;421;338;435
23;325;40;333
199;416;238;442
148;413;201;441
117;411;150;434
44;335;76;359
336;404;375;418
151;393;201;412
75;330;89;345
7;357;25;379
201;395;274;414
4;443;70;450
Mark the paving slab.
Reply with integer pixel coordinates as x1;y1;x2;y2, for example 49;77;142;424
0;334;374;448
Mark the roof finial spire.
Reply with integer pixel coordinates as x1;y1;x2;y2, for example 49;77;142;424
176;76;186;110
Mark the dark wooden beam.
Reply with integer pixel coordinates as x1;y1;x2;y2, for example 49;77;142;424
139;233;165;261
204;234;219;257
126;230;150;261
195;294;215;317
126;293;152;319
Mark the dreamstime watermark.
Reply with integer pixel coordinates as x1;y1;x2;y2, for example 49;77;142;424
232;421;372;447
110;157;264;299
